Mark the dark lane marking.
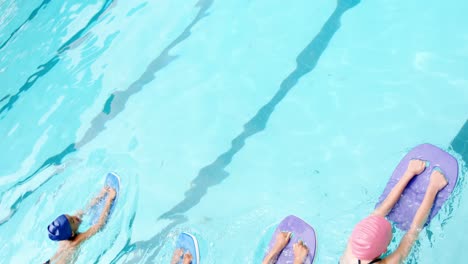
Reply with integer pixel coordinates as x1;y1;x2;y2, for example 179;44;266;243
0;0;52;51
111;0;362;262
0;0;214;227
0;31;122;225
450;120;468;165
0;94;10;103
77;0;214;149
159;0;362;220
0;0;115;118
0;143;76;225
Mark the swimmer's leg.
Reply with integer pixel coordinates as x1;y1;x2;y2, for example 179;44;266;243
262;232;292;264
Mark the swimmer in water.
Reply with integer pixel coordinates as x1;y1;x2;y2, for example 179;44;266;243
170;248;193;264
340;159;448;264
44;186;116;264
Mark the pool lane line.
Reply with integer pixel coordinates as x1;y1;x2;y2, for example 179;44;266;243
108;0;363;262
0;0;115;119
0;0;214;228
450;120;468;165
0;0;52;51
0;94;10;103
158;0;362;220
0;30;121;213
0;143;76;225
75;0;215;150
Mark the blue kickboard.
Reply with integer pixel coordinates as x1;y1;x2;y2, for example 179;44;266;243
89;172;120;225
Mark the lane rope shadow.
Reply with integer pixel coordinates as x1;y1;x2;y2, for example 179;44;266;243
0;0;214;227
0;0;52;51
0;0;115;119
111;0;362;262
159;0;361;220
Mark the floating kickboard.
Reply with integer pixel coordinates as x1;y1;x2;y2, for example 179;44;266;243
376;144;458;230
89;172;121;225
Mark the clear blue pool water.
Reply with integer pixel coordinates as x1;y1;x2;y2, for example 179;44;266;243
0;0;467;263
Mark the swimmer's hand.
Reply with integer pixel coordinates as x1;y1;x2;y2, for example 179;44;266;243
84;188;109;212
406;159;426;178
106;187;116;200
262;232;291;264
373;159;426;217
429;170;448;192
293;241;309;264
72;187;116;245
273;232;291;251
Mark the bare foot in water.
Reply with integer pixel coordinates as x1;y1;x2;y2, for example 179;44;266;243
293;241;309;264
171;248;183;264
183;252;193;264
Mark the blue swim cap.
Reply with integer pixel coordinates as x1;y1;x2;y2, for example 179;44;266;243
47;214;72;241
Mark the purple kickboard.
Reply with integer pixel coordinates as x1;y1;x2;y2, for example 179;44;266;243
376;144;459;230
266;215;317;264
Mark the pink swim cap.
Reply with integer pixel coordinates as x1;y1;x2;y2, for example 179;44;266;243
350;215;392;260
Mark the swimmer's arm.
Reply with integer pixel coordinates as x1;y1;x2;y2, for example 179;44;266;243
76;188;108;218
338;243;352;264
73;188;116;245
373;171;414;217
263;243;285;264
383;229;419;264
383;182;440;263
374;160;426;217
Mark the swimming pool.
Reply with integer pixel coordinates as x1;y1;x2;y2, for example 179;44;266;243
0;0;467;263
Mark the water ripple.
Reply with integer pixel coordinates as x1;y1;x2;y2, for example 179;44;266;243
0;0;52;51
0;0;214;229
112;0;362;262
0;0;115;119
159;0;362;220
